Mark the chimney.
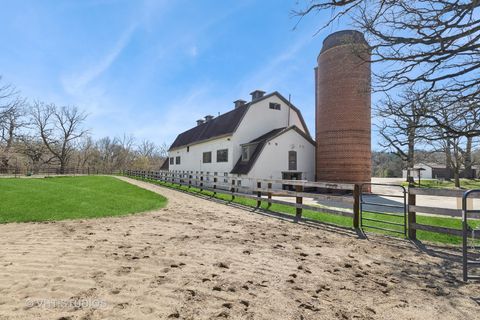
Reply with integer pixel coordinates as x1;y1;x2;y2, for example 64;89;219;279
196;119;205;126
250;90;266;101
204;115;214;122
234;99;246;109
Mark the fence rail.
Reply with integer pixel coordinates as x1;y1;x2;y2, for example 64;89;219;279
124;169;359;225
124;170;480;247
408;187;480;240
0;167;121;176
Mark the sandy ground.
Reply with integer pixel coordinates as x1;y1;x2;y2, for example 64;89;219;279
0;176;479;320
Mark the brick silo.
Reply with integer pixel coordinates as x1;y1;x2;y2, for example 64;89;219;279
315;30;371;185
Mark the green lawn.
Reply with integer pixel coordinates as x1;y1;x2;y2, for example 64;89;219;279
0;176;167;223
402;179;480;189
131;176;479;245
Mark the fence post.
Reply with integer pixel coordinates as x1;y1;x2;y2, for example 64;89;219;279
267;182;272;208
188;175;192;188
295;184;303;221
257;181;262;207
353;184;361;229
213;177;217;197
231;180;236;201
200;174;204;192
408;188;417;240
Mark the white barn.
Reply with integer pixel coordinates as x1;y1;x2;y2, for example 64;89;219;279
167;90;315;188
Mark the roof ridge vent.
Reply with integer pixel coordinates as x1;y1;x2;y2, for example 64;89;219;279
234;99;246;109
250;90;266;101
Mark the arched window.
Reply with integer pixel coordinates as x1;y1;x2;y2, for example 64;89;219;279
288;151;297;171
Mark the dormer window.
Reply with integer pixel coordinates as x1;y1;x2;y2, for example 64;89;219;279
242;146;250;161
269;102;281;110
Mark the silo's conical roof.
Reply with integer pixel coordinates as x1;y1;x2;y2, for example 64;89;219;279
320;30;367;54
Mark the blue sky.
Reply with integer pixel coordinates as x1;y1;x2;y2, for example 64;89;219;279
0;0;380;148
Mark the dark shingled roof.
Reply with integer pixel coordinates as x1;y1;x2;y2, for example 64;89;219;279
168;91;312;151
169;104;249;150
230;128;286;175
160;158;169;171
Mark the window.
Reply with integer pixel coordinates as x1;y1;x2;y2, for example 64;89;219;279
269;102;281;110
176;156;181;165
203;151;212;163
169;157;174;165
241;146;250;161
217;149;228;162
288;151;297;171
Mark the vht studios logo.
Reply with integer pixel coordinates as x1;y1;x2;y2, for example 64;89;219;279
25;298;107;309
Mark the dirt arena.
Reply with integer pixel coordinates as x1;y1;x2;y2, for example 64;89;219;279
0;176;479;320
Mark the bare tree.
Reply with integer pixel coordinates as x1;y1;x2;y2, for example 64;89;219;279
16;135;53;174
0;78;28;168
75;136;96;171
30;102;88;174
428;106;479;187
376;89;427;172
158;142;169;158
294;1;480;103
137;139;158;158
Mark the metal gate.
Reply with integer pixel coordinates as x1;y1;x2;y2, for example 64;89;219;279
360;183;407;236
462;190;480;282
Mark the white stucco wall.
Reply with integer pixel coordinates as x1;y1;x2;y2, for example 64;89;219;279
231;95;307;162
169;136;233;176
246;129;315;187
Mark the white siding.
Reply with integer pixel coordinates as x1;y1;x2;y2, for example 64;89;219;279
169;137;233;175
248;129;315;186
231;95;306;163
402;163;433;179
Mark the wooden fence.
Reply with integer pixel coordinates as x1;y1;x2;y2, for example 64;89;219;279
408;187;480;239
0;167;120;177
124;169;361;227
124;170;480;241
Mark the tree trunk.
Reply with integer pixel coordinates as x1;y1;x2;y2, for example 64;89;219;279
407;122;415;169
464;136;473;179
454;167;461;188
59;162;66;174
445;139;453;181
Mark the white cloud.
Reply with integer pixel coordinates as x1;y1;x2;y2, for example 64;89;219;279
129;85;234;145
238;34;311;94
188;45;198;58
61;23;137;96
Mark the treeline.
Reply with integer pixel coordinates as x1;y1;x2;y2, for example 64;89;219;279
0;77;167;174
376;89;480;186
372;150;480;179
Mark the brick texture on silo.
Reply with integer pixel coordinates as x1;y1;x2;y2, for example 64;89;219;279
316;30;372;184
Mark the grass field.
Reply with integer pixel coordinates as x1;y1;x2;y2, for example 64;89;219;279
0;176;167;223
132;176;480;245
402;179;480;189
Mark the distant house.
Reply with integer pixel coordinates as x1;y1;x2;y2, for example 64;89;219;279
402;162;477;180
167;90;315;188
